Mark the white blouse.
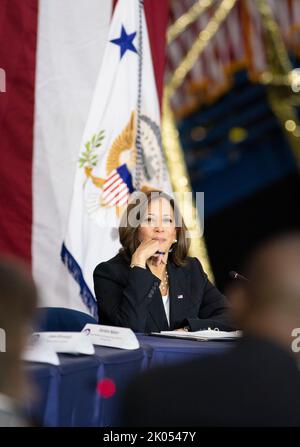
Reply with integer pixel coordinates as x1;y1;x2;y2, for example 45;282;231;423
161;293;170;326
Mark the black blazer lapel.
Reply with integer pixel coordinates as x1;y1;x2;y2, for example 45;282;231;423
147;287;170;331
168;262;191;330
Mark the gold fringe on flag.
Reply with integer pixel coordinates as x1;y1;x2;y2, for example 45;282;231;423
162;0;238;280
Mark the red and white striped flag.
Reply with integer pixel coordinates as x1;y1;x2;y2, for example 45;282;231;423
0;0;169;315
101;165;133;208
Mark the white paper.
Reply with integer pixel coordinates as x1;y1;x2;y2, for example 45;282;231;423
153;329;242;341
23;334;60;365
82;324;140;350
32;332;95;355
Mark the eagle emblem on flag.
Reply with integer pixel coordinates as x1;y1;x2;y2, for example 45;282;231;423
79;110;167;218
62;0;172;316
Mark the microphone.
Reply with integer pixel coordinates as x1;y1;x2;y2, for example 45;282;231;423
229;270;249;282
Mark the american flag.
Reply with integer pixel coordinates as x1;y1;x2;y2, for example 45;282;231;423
166;0;300;119
102;163;134;207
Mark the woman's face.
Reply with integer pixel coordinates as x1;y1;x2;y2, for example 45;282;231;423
138;197;177;253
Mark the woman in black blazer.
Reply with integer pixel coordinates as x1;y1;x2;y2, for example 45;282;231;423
94;190;234;333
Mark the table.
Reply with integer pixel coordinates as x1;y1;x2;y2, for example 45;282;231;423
139;334;233;367
23;363;59;427
24;335;234;427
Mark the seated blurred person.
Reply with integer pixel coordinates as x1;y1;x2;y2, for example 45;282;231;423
94;190;233;332
0;257;38;427
123;233;300;426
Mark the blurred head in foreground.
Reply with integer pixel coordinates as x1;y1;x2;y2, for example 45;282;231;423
229;232;300;352
0;257;38;401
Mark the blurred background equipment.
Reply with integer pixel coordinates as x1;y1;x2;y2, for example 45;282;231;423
164;0;300;290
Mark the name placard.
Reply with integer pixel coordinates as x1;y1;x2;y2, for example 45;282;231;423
31;332;95;355
82;324;140;350
23;334;60;365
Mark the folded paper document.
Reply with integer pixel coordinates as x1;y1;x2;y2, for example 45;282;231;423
81;324;140;350
152;329;242;341
23;334;60;365
31;332;95;355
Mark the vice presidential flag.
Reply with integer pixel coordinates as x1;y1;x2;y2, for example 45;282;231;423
62;0;172;316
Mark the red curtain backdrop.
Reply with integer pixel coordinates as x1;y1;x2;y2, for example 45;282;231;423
0;0;38;264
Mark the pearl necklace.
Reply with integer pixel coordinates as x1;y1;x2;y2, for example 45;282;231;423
160;269;169;296
147;262;169;295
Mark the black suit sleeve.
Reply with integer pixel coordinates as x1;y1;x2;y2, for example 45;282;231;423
185;258;235;331
93;262;160;332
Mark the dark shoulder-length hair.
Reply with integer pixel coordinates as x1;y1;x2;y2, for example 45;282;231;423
118;190;190;266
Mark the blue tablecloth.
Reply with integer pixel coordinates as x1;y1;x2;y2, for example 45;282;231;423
138;334;233;367
23;363;59;427
24;335;234;427
93;346;148;426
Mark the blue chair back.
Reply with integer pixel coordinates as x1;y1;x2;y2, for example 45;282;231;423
34;307;97;332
